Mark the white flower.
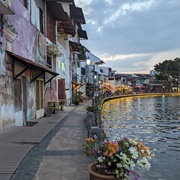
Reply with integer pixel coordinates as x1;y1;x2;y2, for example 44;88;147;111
117;163;122;168
129;147;138;159
130;163;135;170
108;161;111;166
123;164;129;170
137;157;151;170
97;156;103;162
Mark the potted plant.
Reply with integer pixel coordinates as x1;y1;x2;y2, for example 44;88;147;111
85;105;99;112
83;137;154;180
72;94;80;105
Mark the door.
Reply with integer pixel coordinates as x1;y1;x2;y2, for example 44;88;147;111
58;78;66;102
14;77;28;126
14;79;23;126
35;79;44;119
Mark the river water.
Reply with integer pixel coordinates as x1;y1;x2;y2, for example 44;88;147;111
101;95;180;180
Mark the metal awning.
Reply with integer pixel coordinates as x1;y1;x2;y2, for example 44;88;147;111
78;29;88;39
0;1;14;14
46;1;66;20
70;5;85;24
7;51;58;84
69;41;85;54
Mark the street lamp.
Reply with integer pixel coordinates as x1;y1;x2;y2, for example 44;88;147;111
86;59;95;107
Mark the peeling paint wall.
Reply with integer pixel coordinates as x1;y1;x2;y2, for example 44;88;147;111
0;0;52;131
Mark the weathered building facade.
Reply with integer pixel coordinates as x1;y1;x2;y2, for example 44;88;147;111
0;0;87;131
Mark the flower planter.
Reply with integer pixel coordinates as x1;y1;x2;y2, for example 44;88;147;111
84;137;154;180
88;163;119;180
3;26;17;51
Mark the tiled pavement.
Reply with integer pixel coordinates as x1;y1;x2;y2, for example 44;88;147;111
0;101;91;180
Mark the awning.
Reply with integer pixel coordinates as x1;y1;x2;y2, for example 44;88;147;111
46;1;75;36
7;51;58;84
0;1;14;14
46;1;66;21
86;52;104;65
78;29;88;39
70;5;86;24
69;41;85;54
60;12;75;36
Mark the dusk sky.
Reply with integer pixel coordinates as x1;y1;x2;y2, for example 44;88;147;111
75;0;180;74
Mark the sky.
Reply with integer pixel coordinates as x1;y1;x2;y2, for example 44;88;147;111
75;0;180;74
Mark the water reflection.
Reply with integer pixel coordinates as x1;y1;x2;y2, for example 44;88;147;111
101;95;180;179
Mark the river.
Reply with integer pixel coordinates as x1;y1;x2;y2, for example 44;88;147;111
101;94;180;180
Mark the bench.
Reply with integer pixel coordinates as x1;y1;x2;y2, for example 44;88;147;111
48;99;66;113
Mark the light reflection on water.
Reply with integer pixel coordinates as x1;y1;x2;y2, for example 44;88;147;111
101;95;180;180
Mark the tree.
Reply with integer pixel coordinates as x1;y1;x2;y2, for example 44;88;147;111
154;57;180;92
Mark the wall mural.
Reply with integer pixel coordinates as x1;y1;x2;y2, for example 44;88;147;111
33;31;46;65
0;46;15;130
0;75;15;130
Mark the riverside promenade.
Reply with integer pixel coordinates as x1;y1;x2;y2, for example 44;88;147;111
0;101;92;180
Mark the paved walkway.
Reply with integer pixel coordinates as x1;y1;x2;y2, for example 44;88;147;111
0;101;91;180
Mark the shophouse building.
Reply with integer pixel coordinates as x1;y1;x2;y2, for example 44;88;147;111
0;0;87;131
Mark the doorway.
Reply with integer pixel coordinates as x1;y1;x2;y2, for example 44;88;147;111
35;79;44;119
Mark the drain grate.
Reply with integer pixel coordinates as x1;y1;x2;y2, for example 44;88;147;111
13;142;39;145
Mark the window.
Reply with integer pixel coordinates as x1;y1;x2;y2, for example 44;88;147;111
47;55;52;67
39;8;44;34
31;0;44;33
19;0;28;9
81;67;85;75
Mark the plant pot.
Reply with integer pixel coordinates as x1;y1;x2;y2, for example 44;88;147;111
3;26;17;51
88;163;119;180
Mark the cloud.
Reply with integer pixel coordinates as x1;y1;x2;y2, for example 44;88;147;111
76;0;180;73
100;48;179;73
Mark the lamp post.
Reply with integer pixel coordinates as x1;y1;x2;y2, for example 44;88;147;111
87;59;95;107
